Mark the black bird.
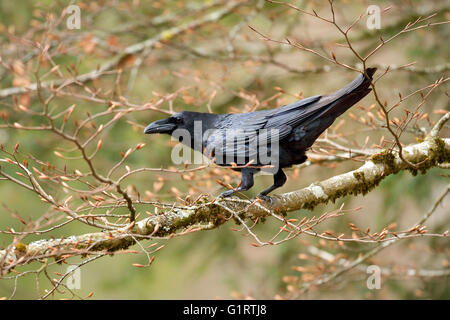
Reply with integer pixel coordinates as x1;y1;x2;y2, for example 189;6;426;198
144;68;376;199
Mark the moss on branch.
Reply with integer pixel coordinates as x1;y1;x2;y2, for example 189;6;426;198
1;137;449;274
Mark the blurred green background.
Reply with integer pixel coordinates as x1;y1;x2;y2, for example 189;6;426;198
0;0;448;299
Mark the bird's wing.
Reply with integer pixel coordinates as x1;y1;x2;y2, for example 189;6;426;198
205;69;375;164
205;95;322;162
264;95;328;136
235;94;323;139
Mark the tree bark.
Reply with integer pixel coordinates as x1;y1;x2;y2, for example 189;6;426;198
1;136;449;274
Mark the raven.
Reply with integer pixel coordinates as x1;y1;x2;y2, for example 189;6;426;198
144;68;376;199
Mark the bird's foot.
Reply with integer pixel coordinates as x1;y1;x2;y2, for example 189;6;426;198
256;193;273;205
219;189;236;198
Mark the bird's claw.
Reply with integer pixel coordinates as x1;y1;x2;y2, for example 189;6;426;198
219;189;236;198
256;194;273;205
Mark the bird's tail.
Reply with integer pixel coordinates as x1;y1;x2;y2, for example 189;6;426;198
318;67;377;118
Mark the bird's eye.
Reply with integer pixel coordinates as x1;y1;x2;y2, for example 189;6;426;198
172;117;183;124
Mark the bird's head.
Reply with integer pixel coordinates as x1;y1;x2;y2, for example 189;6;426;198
144;111;202;136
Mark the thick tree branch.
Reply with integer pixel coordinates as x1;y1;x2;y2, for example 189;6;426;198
1;131;448;274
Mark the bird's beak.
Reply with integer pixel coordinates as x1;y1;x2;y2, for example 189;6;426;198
144;118;176;134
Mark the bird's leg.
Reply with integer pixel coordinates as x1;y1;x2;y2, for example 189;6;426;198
220;168;254;198
257;168;287;201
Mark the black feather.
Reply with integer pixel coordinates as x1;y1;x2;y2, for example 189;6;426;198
144;68;376;198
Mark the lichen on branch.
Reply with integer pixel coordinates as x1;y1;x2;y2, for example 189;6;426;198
1;134;448;275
